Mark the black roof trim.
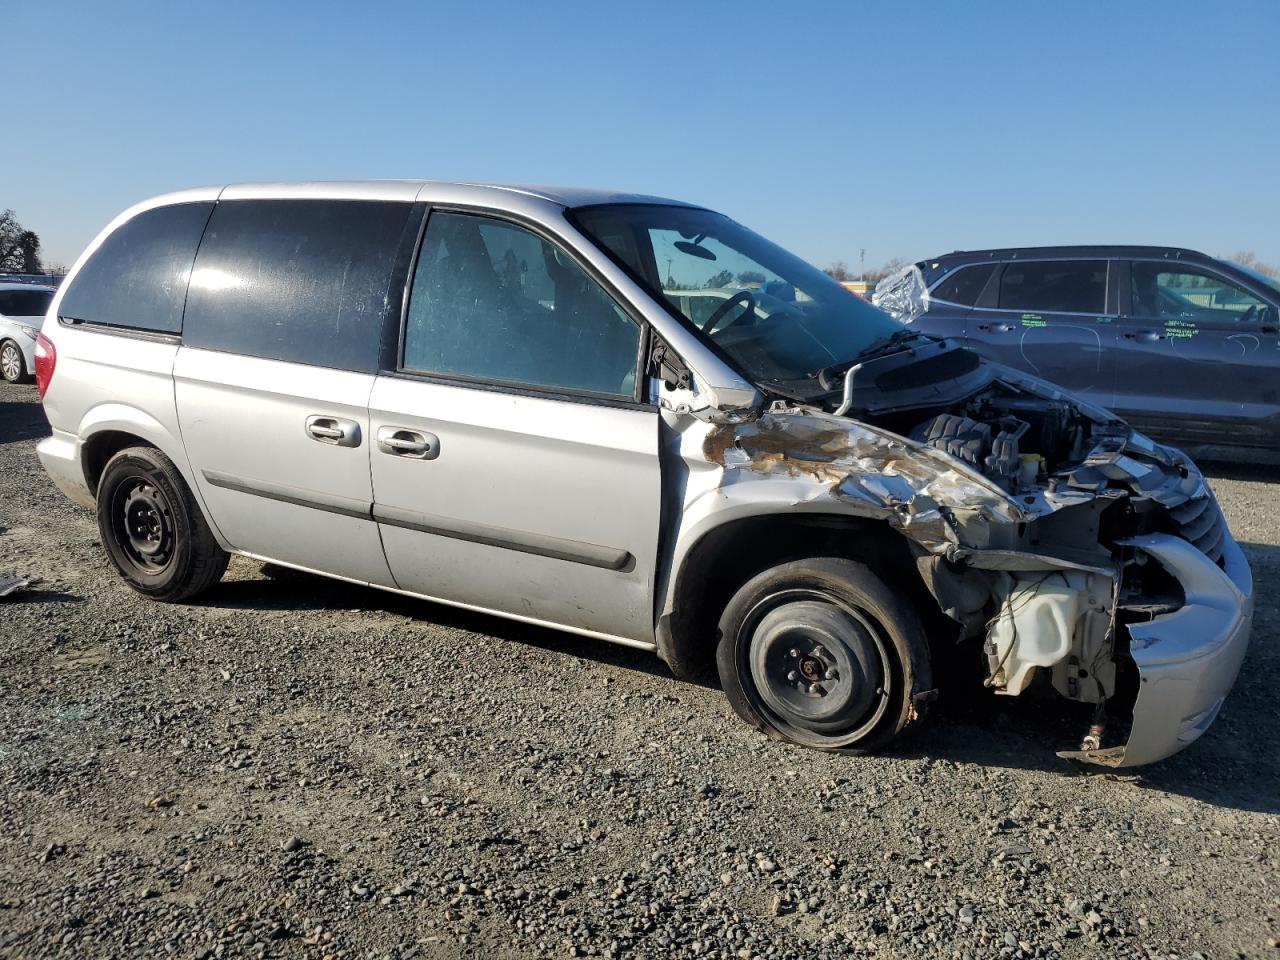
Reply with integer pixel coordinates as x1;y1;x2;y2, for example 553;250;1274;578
926;244;1213;264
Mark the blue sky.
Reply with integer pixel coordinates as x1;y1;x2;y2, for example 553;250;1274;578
6;0;1279;271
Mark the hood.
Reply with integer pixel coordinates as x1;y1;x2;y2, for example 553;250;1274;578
703;361;1204;554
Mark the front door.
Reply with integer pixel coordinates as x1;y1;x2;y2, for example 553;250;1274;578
1113;260;1280;449
369;209;661;643
964;259;1119;408
917;261;998;342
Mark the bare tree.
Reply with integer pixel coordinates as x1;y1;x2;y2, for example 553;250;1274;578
824;261;853;282
1229;250;1280;279
863;257;908;284
0;210;44;273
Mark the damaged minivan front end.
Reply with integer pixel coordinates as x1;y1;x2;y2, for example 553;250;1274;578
697;355;1253;767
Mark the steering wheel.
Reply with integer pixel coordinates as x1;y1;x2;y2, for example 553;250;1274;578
702;291;757;335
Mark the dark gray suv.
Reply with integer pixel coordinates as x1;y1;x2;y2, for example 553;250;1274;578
877;246;1280;463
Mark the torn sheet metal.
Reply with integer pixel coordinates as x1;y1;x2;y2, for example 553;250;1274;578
702;410;1025;551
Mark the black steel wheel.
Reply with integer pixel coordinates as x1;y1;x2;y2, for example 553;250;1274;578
110;478;177;575
717;557;932;753
96;446;228;601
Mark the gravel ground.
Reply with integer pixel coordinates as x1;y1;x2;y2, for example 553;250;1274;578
0;381;1277;960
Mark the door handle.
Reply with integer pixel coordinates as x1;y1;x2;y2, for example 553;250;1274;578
305;415;361;448
377;426;440;460
976;322;1016;333
1122;330;1164;342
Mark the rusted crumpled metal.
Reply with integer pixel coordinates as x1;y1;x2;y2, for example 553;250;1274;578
703;410;1026;549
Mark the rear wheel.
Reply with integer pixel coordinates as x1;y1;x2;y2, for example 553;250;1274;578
0;340;27;383
97;446;228;601
716;557;932;753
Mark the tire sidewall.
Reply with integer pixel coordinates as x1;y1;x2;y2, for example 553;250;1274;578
716;557;932;754
97;449;200;598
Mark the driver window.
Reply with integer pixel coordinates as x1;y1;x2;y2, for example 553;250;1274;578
402;212;642;398
1131;263;1267;324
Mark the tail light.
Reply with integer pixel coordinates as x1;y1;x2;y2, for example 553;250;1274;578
34;333;56;399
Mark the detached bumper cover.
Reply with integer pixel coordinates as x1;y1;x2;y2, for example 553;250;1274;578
1066;532;1253;767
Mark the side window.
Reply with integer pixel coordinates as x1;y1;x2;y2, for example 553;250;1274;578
402;212;642;398
0;289;54;317
998;260;1107;313
931;264;995;307
1131;263;1269;324
58;202;213;333
183;199;414;373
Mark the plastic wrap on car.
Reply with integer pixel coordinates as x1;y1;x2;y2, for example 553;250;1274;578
872;263;929;324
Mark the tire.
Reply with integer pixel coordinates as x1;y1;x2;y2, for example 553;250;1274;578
716;557;932;754
0;340;27;383
96;446;229;601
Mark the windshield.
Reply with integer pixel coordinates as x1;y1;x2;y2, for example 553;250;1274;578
572;205;903;384
0;288;54;318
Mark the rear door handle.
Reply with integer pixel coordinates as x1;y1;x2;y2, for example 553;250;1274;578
305;415;361;448
377;426;440;460
1122;330;1165;342
976;322;1016;333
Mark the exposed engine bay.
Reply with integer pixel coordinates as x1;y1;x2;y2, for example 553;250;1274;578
699;345;1249;767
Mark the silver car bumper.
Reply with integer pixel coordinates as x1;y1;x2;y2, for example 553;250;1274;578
36;430;96;510
1068;531;1253;767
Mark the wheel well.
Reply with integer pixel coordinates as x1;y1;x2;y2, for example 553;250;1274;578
82;431;153;496
659;514;939;680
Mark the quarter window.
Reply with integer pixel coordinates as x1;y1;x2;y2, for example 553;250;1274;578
931;264;995;306
1131;263;1269;323
998;261;1107;313
58;202;214;333
182;200;413;373
402;212;642;398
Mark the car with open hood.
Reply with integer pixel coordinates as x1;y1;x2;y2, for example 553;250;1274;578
35;182;1252;768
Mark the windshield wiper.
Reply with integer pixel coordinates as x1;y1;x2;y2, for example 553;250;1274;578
808;330;937;416
808;330;929;394
854;327;929;362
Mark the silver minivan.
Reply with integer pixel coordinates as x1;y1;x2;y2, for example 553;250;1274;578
34;181;1253;767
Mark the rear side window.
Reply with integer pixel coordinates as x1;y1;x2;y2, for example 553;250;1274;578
0;289;54;317
998;260;1107;313
931;264;995;306
183;199;414;373
58;202;213;333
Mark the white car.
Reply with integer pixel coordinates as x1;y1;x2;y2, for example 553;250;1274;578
0;282;55;383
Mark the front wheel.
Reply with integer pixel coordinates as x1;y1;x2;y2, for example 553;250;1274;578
716;557;932;753
96;446;229;601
